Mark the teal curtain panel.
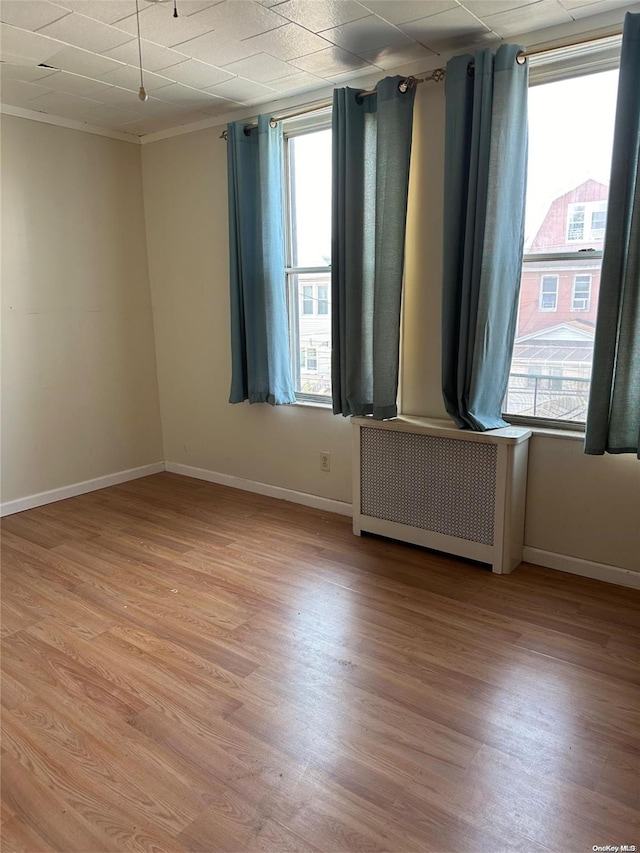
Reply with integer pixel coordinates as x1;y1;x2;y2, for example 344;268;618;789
331;76;416;420
227;115;296;406
585;12;640;457
441;45;528;431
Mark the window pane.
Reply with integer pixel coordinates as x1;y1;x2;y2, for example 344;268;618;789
289;130;332;268
525;71;617;254
293;272;331;397
506;69;617;424
506;258;600;421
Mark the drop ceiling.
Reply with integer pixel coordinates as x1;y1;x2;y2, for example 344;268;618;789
0;0;636;139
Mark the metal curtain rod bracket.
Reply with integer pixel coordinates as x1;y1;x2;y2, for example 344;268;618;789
219;70;445;139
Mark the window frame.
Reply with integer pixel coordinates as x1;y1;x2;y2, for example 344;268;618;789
572;273;592;311
283;113;333;406
539;274;559;311
503;53;619;431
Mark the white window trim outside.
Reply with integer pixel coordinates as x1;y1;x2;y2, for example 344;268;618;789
566;200;607;243
572;273;592;311
539;274;559;311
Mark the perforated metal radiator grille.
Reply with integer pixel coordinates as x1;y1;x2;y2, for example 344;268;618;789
360;428;497;545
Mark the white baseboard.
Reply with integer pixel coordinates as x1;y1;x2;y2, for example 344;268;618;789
0;462;165;517
164;461;352;517
522;546;640;590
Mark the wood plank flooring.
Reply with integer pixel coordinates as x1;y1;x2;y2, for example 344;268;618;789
1;472;639;853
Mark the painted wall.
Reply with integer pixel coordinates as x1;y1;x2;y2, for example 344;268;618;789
141;128;352;506
142;69;639;573
1;116;163;505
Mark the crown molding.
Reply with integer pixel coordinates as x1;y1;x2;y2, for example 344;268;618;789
1;103;141;144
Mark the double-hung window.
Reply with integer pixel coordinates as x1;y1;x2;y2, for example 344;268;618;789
283;114;332;403
504;58;619;427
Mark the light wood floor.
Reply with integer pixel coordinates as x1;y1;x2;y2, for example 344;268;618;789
1;473;639;853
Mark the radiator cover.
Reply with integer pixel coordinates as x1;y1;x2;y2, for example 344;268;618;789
353;417;530;574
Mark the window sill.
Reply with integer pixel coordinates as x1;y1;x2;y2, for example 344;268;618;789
293;399;332;410
522;425;585;442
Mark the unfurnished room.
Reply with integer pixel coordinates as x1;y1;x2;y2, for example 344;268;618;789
1;0;639;850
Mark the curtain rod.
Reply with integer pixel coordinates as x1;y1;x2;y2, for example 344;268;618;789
220;26;623;139
219;69;445;139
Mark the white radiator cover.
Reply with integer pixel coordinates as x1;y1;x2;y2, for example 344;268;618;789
352;416;531;574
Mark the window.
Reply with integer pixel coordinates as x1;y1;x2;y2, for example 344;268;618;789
284;119;332;402
301;347;318;372
540;275;558;310
567;201;608;243
504;64;618;426
572;274;592;311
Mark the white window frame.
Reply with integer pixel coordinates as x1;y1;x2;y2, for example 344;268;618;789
572;274;592;311
283;113;332;405
301;346;318;373
539;274;559;311
567;200;608;243
503;47;619;430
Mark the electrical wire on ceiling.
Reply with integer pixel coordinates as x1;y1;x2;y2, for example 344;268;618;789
136;0;179;102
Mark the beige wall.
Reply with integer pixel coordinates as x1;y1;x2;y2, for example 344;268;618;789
142;65;639;573
141;128;352;505
1;116;163;504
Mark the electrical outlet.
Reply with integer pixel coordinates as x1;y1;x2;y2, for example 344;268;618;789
320;451;331;473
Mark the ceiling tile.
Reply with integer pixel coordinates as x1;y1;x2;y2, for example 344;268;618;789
357;41;436;69
33;68;116;98
161;57;235;87
292;44;371;76
100;64;175;91
483;0;572;37
37;12;131;52
173;30;260;64
81;103;141;125
0;78;54;104
26;89;106;118
151;80;231;107
190;1;289;39
205;76;276;101
361;0;457;26
241;22;331;60
102;38;187;72
0;23;63;63
328;64;380;84
0;61;58;82
117;108;212;134
53;1;137;25
321;16;414;55
274;0;371;32
221;52;299;82
174;1;225;16
115;4;216;48
461;0;540;16
0;1;69;31
401;7;491;48
264;69;328;92
99;85;157;107
560;0;635;16
45;44;126;76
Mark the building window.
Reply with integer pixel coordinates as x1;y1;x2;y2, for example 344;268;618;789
539;275;558;311
504;63;618;426
301;347;318;372
572;275;592;311
284;120;332;402
567;201;608;243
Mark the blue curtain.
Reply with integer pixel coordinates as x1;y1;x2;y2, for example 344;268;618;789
585;12;640;458
332;76;416;420
442;46;528;431
227;115;296;406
